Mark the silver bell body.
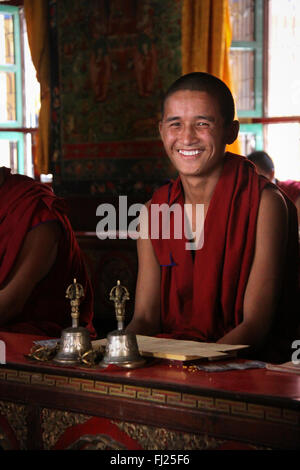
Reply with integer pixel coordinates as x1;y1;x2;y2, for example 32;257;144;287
100;329;145;368
53;326;92;365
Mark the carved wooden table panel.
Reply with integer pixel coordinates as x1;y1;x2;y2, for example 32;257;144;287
0;332;299;450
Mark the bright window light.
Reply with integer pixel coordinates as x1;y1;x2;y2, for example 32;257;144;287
266;123;300;180
268;0;300;117
265;0;300;181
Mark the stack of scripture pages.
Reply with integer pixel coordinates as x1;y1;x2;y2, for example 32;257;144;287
93;335;249;362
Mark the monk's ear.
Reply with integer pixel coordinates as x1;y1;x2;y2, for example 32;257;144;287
158;120;163;138
225;120;240;145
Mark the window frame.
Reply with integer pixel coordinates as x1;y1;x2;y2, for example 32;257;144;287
0;131;24;173
239;123;264;156
0;4;38;177
0;4;23;127
230;0;264;118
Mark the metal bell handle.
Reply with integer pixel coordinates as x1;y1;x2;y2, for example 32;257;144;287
109;280;130;330
66;278;84;328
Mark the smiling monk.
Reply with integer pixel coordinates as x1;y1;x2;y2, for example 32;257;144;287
126;72;300;363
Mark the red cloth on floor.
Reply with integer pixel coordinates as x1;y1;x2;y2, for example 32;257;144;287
0;168;95;338
150;153;299;362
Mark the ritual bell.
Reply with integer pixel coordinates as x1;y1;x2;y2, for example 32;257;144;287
53;278;92;365
100;280;145;369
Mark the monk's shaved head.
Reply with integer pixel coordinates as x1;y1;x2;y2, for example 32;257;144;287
162;72;235;126
247;151;275;174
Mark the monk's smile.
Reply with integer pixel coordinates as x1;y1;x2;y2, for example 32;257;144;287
177;149;205;160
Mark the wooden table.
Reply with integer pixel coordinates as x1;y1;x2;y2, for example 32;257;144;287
0;332;299;451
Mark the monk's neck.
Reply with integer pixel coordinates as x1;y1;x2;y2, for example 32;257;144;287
180;166;223;206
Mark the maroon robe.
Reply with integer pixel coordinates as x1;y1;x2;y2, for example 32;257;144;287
150;153;299;362
0;168;96;338
277;179;300;204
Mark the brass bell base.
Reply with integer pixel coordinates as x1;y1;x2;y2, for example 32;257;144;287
52;353;81;365
99;357;146;369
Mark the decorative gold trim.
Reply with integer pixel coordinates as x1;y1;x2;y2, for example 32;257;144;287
1;367;299;426
113;420;224;450
112;421;273;450
41;408;90;450
0;400;28;449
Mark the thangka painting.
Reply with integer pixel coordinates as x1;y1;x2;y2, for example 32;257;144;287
50;0;182;196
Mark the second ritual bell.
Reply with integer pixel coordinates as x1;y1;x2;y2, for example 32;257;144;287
100;280;145;368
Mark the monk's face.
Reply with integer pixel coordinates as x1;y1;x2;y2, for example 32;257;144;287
159;90;237;178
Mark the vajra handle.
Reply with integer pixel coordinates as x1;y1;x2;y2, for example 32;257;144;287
66;278;84;328
109;280;130;330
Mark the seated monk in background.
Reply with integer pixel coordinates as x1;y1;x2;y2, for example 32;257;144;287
0;167;96;338
126;72;300;363
247;150;300;228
